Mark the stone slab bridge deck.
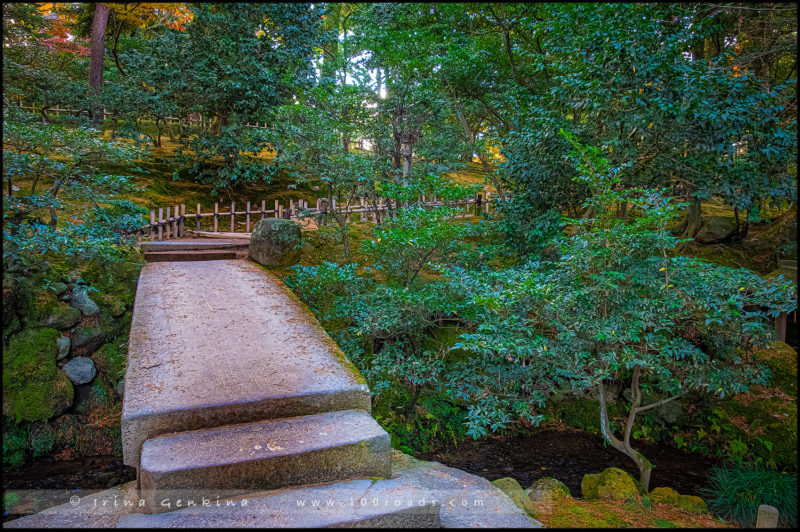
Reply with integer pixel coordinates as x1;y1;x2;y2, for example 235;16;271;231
7;249;541;528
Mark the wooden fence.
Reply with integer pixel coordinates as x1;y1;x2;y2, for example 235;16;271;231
129;192;498;244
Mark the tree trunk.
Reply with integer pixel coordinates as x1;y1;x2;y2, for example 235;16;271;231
683;193;703;238
89;3;110;126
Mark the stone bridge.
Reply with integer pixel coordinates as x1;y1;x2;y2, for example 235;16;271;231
7;242;540;528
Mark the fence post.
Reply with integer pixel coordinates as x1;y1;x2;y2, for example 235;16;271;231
756;505;779;528
173;205;179;237
179;204;185;237
246;201;251;232
230;201;235;233
775;313;787;342
158;207;164;241
196;203;201;233
261;200;266;221
289;199;295;219
214;202;219;232
485;192;491;214
278;202;283;219
166;207;172;239
150;210;156;241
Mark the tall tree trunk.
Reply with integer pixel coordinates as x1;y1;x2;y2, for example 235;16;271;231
89;3;110;126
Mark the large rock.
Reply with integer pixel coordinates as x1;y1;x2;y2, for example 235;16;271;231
71;324;106;356
581;467;638;501
676;494;708;514
2;328;74;422
694;216;736;244
62;357;96;385
527;477;571;504
649;486;680;505
56;335;70;361
491;477;537;517
248;218;302;267
93;342;127;384
69;286;99;316
46;303;81;330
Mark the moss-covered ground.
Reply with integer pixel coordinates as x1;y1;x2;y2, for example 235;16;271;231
532;494;734;528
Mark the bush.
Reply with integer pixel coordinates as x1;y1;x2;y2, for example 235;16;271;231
702;462;797;528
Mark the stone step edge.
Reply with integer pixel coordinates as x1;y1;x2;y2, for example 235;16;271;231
143;251;237;262
138;410;392;511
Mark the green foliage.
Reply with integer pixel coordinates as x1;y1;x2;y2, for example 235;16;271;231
445;133;796;471
363;206;473;287
2;418;28;468
3;115;147;285
702;462;797;528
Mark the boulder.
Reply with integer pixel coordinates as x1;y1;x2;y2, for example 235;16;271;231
649;486;680;505
694;216;736;244
51;282;68;296
71;325;106;356
62;357;96;386
2;328;74;423
581;467;638;501
676;494;708;514
491;477;537;517
69;286;99;316
56;335;70;360
114;379;125;399
248;218;302;267
527;477;571;504
45;303;81;330
93;343;127;383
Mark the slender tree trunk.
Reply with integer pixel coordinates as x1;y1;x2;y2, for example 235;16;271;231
89;3;110;126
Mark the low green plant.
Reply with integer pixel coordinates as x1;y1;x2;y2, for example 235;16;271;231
702;462;797;528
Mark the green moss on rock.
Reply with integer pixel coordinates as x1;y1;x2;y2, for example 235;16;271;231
650;486;680;505
93;342;127;384
2;328;74;423
581;467;639;501
45;303;81;330
491;477;537;517
527;477;572;503
676;494;708;514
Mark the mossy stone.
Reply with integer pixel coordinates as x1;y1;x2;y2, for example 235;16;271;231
491;477;537;517
28;289;59;324
527;477;572;503
676;494;707;514
95;292;127;318
581;467;638;501
2;328;74;423
650;486;680;505
93;342;127;384
71;324;107;356
249;218;302;267
45;303;81;330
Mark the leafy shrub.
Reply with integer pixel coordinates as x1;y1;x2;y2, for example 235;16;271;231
702;462;797;528
2;419;28;468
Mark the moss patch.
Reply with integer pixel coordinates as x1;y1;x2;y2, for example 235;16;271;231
676;494;708;514
582;467;639;501
93;342;128;384
2;328;74;423
44;303;81;330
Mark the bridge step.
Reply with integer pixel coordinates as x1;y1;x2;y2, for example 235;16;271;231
122;260;371;467
143;250;238;262
778;259;797;270
138;410;391;510
140;240;243;252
